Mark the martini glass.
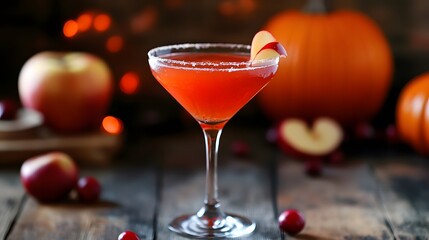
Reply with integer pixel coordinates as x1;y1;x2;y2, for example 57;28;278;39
148;43;280;238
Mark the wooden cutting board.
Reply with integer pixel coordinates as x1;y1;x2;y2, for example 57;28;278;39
0;127;122;166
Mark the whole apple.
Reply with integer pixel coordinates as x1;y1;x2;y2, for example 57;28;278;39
20;152;79;202
18;51;113;133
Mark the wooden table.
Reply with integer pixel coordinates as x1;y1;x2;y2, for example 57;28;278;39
0;127;428;239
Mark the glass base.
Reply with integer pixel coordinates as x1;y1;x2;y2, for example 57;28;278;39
168;213;256;239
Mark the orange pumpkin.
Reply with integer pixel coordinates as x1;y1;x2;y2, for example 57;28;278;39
396;73;429;155
258;1;393;126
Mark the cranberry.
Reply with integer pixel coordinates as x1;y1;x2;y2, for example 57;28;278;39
353;122;375;140
327;150;345;166
305;158;323;177
0;99;19;120
385;124;399;144
118;231;140;240
265;127;279;145
278;209;305;235
76;176;101;203
231;140;250;158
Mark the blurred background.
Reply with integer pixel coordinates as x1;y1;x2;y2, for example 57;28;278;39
1;0;429;140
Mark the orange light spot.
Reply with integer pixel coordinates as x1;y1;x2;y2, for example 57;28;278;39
63;20;79;38
130;7;158;33
106;35;123;53
102;116;123;135
165;0;184;9
94;13;111;32
77;13;93;32
218;0;236;16
238;0;256;14
119;72;140;95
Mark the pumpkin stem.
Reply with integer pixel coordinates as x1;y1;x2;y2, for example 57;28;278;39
303;0;332;13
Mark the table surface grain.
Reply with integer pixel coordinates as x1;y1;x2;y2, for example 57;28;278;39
0;127;428;240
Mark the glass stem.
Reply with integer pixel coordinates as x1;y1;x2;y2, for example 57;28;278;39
196;125;227;229
203;128;222;206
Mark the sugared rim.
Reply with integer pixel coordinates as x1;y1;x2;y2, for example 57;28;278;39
147;43;279;71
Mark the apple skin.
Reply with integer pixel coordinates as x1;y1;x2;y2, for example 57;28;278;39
255;42;287;59
20;152;79;203
277;118;344;160
18;51;113;133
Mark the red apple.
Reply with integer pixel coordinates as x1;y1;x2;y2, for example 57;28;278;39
20;152;79;202
277;117;344;159
18;51;113;133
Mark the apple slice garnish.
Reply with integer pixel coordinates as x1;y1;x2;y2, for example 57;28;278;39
277;117;344;159
250;30;287;64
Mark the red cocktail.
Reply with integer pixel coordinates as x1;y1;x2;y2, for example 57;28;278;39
148;43;281;238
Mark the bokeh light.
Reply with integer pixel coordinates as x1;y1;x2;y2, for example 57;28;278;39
119;72;140;95
218;0;235;16
63;20;79;38
218;0;256;16
164;0;184;9
106;35;124;53
77;13;93;32
130;7;158;34
239;0;256;14
102;116;123;135
94;13;111;32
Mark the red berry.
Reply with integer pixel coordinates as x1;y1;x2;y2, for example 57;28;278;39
0;99;19;120
385;124;399;144
118;231;140;240
353;122;375;140
327;150;345;166
278;209;305;235
305;158;323;177
265;127;278;144
76;176;101;203
231;140;250;158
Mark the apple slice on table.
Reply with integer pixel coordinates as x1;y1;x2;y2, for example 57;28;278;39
250;30;287;63
277;118;344;159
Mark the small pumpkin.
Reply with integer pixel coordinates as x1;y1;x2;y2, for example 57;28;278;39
258;0;393;126
396;72;429;155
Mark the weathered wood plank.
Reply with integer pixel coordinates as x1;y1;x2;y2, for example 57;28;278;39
6;166;157;240
0;170;25;240
156;128;280;239
277;158;392;239
373;155;429;239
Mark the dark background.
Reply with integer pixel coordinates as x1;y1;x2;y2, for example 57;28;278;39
1;0;429;137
